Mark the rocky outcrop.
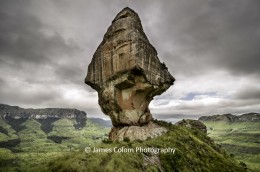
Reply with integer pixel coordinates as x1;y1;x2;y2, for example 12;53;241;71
198;113;260;123
109;122;168;141
176;119;207;133
85;7;174;141
0;104;87;130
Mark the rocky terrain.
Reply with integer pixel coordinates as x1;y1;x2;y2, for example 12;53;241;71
85;7;174;141
199;113;260;123
176;119;207;133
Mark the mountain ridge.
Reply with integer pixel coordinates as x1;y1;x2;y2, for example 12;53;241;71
88;118;112;127
0;104;87;131
199;113;260;123
0;104;86;119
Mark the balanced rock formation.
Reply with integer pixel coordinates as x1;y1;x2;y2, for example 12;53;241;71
85;7;174;141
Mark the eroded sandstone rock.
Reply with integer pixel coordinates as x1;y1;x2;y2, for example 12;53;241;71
85;7;174;140
109;122;168;141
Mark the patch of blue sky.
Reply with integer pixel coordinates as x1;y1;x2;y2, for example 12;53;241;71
181;92;217;100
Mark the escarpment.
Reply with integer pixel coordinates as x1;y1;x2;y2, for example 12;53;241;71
0;104;87;131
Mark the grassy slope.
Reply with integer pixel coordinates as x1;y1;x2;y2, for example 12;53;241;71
202;121;260;171
0;119;18;142
0;118;110;172
39;121;247;172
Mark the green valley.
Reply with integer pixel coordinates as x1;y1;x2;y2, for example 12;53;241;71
37;120;247;172
199;113;260;171
0;118;110;171
0;104;258;172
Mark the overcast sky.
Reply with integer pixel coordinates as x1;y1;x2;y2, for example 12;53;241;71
0;0;260;122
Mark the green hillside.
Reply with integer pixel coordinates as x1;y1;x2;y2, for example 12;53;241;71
202;121;260;171
35;120;247;172
0;116;256;172
0;118;110;171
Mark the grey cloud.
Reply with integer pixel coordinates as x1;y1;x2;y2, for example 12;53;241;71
154;114;199;120
0;79;62;106
0;0;84;88
0;0;259;118
234;86;260;100
0;0;79;66
181;92;217;100
153;0;260;77
54;62;85;84
151;97;260;117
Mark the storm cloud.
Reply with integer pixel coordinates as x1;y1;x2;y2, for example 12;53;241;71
0;0;259;120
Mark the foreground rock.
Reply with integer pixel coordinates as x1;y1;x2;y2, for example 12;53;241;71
176;119;207;133
109;122;168;141
85;7;174;141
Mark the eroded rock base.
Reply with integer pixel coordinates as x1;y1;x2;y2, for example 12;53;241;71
109;122;168;141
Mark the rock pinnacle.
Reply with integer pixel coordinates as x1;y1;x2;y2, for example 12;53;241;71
85;7;175;141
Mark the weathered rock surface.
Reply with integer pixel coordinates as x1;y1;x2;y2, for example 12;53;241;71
176;119;207;133
85;7;174;141
109;122;168;141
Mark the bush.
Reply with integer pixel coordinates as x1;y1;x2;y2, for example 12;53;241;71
239;161;247;169
102;138;113;144
123;137;130;142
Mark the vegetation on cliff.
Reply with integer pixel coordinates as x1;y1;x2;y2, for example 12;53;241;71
40;120;248;172
0;118;109;172
202;121;260;171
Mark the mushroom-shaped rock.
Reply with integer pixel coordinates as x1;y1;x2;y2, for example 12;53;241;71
85;7;175;141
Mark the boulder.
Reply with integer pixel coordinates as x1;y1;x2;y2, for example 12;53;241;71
176;119;207;133
109;122;168;141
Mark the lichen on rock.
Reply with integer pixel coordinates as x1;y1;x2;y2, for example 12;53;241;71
85;7;174;141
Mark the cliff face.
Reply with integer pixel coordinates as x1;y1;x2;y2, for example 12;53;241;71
198;113;260;122
0;104;87;130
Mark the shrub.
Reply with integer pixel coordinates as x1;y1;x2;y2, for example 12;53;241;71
102;138;113;144
123;137;130;142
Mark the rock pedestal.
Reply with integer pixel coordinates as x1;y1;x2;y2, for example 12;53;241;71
85;7;174;141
